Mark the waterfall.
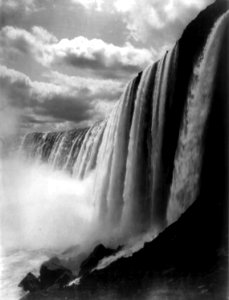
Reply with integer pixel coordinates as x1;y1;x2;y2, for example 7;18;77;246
21;11;229;242
167;11;229;225
72;121;106;179
21;128;89;173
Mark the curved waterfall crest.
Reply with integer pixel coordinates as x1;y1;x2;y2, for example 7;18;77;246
21;11;229;241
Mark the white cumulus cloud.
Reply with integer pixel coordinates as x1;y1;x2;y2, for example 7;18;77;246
113;0;214;50
71;0;104;10
0;26;154;78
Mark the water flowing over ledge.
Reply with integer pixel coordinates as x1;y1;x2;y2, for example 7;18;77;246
2;1;228;299
21;8;229;242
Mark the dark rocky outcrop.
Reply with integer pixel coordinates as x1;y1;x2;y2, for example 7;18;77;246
19;273;40;292
19;244;121;293
79;244;121;276
19;257;74;293
39;257;74;289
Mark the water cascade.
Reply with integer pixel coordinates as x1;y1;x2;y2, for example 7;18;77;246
20;7;229;261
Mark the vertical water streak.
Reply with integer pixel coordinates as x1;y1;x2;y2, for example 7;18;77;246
47;132;65;167
72;122;106;179
35;133;48;162
83;121;107;176
63;128;89;173
121;65;157;235
51;133;68;169
105;73;142;228
167;12;229;224
93;100;122;222
150;45;178;228
41;132;59;162
21;132;46;162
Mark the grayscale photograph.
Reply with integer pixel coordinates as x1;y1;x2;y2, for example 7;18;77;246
0;0;228;299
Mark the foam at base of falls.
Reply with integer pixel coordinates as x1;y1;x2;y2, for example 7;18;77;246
0;157;98;252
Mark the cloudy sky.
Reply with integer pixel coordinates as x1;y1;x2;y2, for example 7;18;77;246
0;0;214;133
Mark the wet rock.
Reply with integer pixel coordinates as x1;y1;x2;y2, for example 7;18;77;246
19;258;75;293
39;257;74;289
54;271;73;288
79;244;121;276
18;272;40;292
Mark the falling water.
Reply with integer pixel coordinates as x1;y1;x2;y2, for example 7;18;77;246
167;11;229;225
10;12;227;300
20;11;229;245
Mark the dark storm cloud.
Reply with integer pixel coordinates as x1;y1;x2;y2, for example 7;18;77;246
34;95;93;123
0;66;123;127
63;51;144;79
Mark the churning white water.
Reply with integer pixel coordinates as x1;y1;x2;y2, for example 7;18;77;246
1;158;97;251
0;156;99;299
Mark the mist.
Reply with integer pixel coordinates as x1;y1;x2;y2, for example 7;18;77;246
0;156;98;252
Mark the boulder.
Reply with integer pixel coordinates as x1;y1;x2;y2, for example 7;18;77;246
18;272;40;292
39;257;74;289
79;244;121;276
